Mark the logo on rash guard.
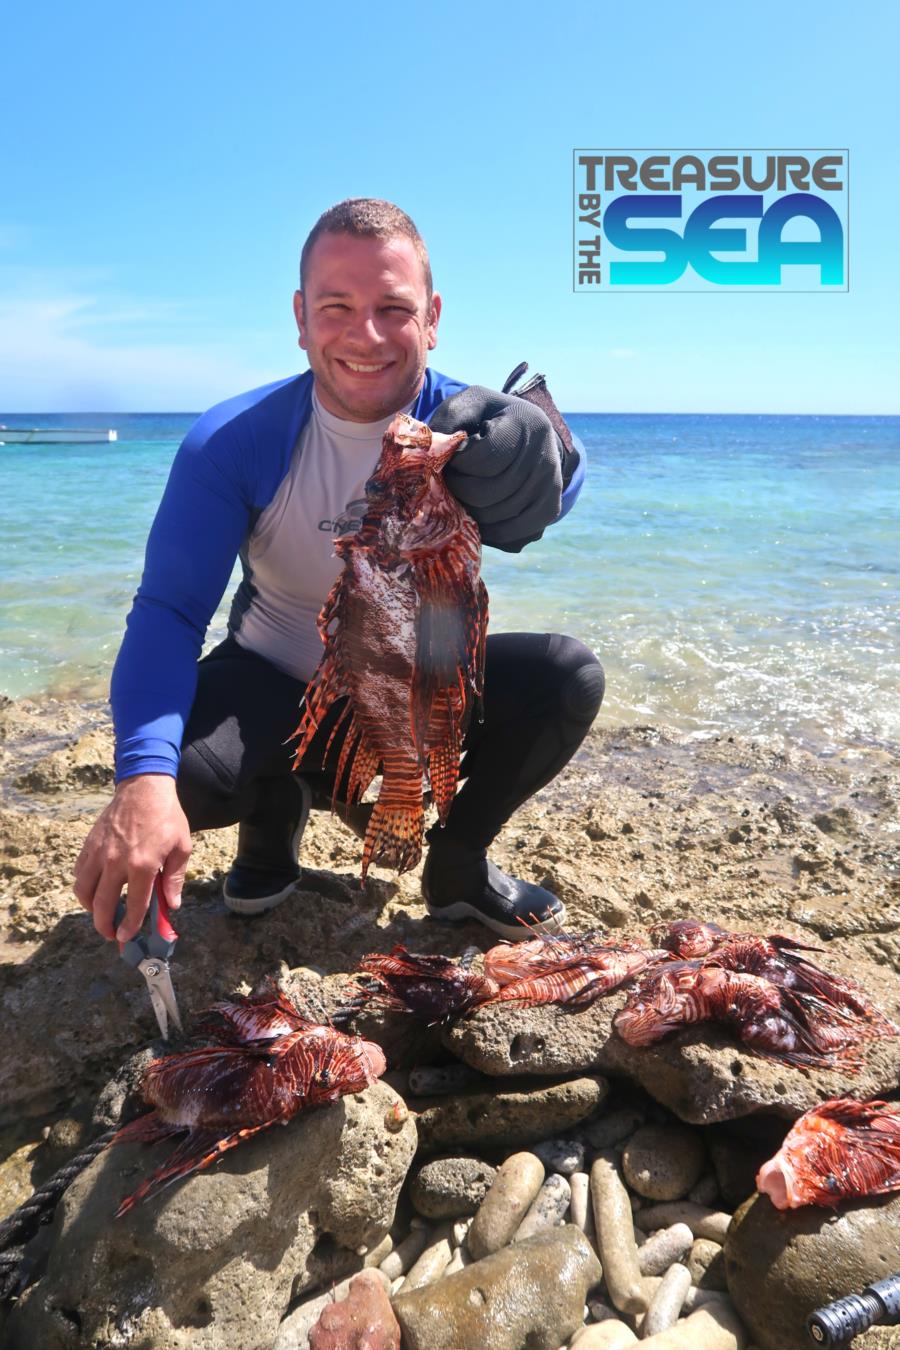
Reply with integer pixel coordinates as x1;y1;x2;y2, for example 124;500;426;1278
318;498;368;535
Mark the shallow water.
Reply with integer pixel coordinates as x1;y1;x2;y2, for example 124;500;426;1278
1;409;898;754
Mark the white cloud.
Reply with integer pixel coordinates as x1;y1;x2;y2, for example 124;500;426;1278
0;277;279;410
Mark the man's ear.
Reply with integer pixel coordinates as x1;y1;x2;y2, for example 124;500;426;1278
426;292;442;351
293;290;307;349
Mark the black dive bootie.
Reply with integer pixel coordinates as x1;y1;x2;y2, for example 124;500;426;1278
223;777;311;915
422;835;566;940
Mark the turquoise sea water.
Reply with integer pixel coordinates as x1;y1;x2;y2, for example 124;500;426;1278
1;411;898;753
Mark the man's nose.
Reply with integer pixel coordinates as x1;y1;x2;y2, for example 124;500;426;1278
345;310;385;346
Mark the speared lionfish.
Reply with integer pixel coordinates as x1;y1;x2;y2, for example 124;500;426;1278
613;960;880;1070
482;928;667;1010
652;919;899;1039
111;987;386;1215
352;945;496;1024
757;1097;900;1208
290;413;487;879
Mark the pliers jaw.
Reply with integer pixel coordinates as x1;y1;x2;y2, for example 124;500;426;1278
116;887;183;1041
139;958;184;1040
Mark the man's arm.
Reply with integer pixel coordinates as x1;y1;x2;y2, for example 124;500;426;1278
75;413;256;941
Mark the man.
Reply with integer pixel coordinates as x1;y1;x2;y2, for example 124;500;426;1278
74;199;604;946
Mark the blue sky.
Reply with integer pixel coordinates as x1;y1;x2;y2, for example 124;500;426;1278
1;0;897;414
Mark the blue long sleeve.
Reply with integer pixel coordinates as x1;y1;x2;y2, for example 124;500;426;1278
110;374;311;781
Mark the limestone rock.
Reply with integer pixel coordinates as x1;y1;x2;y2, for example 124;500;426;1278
414;1075;608;1153
13;728;115;793
724;1191;900;1350
442;956;900;1124
393;1223;601;1350
622;1124;706;1201
5;1081;416;1350
410;1155;496;1219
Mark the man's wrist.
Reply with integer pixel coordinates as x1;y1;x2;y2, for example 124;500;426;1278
114;772;178;797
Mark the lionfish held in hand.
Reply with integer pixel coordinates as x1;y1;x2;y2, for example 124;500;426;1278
111;988;386;1215
482;927;666;1010
757;1097;900;1208
290;413;487;879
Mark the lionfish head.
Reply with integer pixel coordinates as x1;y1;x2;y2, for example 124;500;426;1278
366;414;467;508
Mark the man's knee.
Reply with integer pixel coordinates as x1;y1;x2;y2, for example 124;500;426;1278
550;635;605;725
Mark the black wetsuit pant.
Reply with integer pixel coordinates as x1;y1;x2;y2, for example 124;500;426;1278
176;632;605;853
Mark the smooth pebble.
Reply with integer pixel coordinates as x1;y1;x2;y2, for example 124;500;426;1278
402;1229;453;1292
570;1322;639;1347
467;1151;545;1259
379;1228;430;1281
637;1222;694;1276
642;1262;692;1337
686;1238;727;1290
634;1202;732;1244
569;1171;595;1238
590;1153;648;1315
637;1301;747;1348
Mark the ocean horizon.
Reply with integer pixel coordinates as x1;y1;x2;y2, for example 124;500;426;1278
3;410;898;756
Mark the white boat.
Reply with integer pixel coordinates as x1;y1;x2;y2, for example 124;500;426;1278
0;426;117;444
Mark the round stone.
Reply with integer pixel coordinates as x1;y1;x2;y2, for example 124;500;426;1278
621;1124;706;1201
411;1156;497;1220
725;1190;900;1350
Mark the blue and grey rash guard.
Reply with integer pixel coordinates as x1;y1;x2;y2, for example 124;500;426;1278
110;367;585;783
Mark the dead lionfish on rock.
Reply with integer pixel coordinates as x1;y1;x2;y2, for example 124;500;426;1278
350;946;495;1024
111;988;385;1215
652;919;899;1039
757;1097;900;1207
290;412;486;880
482;928;666;1010
613;960;882;1070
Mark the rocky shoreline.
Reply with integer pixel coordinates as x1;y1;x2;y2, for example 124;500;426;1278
1;695;899;1347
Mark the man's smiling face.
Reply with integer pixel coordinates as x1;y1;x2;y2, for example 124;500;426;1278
295;232;441;423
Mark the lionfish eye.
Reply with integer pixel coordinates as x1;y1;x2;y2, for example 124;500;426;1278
315;1067;331;1085
825;1174;839;1191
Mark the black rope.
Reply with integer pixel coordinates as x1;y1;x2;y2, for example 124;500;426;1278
0;1127;116;1298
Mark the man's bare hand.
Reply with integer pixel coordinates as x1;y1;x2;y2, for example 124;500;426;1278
74;774;192;942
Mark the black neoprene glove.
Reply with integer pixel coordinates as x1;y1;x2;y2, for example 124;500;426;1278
431;385;564;552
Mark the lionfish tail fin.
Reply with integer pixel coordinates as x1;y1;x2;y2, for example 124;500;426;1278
361;792;424;879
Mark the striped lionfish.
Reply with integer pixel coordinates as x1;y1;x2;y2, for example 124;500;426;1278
290;412;487;879
111;988;385;1215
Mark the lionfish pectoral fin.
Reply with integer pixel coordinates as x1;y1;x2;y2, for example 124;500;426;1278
361;783;424;880
115;1121;276;1218
111;1110;182;1148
